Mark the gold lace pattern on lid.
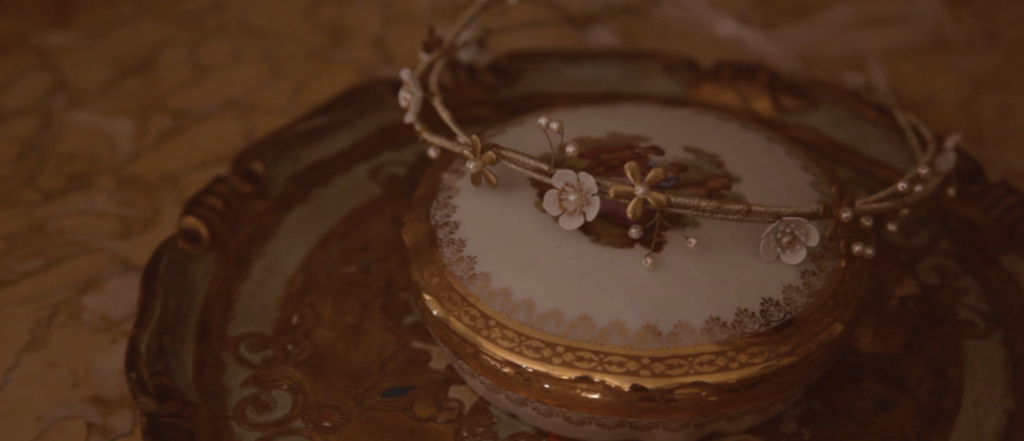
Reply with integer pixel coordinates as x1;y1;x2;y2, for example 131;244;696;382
405;157;864;387
431;163;840;350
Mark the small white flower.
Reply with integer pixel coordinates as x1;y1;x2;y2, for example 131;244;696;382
543;170;601;230
934;133;960;173
398;68;423;125
760;217;820;265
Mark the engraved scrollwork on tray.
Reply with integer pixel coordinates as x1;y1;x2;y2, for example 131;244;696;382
231;308;317;371
232;373;308;430
228;301;356;439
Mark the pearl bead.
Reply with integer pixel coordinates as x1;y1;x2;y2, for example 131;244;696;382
897;181;910;194
913;183;925;194
779;233;795;248
863;245;877;260
465;159;482;173
946;185;957;198
537;115;551;130
850;241;865;256
564;143;580;157
917;165;931;179
565;192;580;204
628;224;644;240
547;119;564;134
686;237;700;249
899;207;911;218
859;215;874;229
642;253;656;268
426;146;441;160
886;220;899;233
838;207;854;223
634;184;650;199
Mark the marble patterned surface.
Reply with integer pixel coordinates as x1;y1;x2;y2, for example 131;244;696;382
0;0;1022;440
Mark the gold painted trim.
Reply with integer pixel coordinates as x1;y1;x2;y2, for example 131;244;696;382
404;149;868;395
444;345;802;433
415;276;857;418
423;291;846;388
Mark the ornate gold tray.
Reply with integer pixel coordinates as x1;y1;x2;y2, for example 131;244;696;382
126;51;1024;441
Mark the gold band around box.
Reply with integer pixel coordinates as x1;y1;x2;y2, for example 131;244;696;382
397;0;960;266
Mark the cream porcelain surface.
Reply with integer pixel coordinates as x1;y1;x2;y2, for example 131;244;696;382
438;102;831;345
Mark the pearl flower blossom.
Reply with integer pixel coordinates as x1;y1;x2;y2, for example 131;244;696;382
760;217;820;265
543;170;601;230
398;68;422;125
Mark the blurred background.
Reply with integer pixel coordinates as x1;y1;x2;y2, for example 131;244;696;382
0;0;1021;439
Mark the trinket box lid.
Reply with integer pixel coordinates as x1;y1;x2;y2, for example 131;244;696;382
407;101;858;390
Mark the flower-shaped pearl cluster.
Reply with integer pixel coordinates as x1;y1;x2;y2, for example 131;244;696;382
543;170;601;230
760;218;821;265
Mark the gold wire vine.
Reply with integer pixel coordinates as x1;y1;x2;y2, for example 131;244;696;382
403;0;958;227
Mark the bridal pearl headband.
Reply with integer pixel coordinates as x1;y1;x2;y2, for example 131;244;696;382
398;0;960;267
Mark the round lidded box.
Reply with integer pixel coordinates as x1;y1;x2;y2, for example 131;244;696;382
403;102;867;441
